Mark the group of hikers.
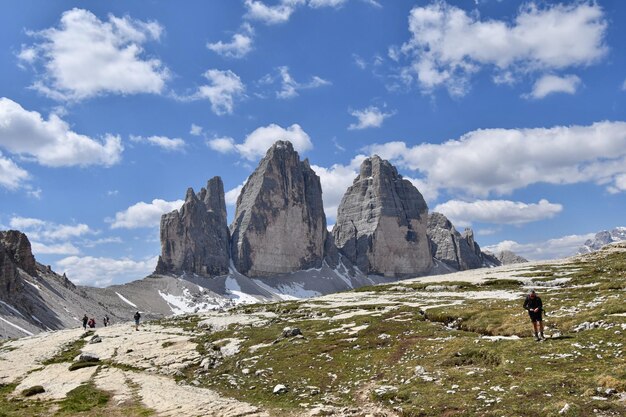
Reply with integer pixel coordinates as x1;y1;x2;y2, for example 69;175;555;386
82;311;142;331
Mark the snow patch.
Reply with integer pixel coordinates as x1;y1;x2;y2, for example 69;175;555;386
225;277;259;304
0;317;33;336
116;292;138;308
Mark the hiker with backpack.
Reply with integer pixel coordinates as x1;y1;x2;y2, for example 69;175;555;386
82;314;88;330
523;289;544;341
134;311;141;331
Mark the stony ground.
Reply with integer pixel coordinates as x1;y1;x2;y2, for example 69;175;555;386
0;243;625;416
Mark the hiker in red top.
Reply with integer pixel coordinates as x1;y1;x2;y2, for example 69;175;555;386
523;290;544;341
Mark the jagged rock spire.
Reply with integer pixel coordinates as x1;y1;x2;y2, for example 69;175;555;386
332;155;432;277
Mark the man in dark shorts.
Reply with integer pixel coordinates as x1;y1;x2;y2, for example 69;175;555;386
523;290;544;341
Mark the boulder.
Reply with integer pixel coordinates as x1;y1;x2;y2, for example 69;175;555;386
156;177;230;277
230;141;331;277
78;352;100;362
333;156;432;277
282;327;302;338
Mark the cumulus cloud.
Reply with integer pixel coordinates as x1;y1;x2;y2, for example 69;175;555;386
225;184;245;206
207;137;237;154
19;8;169;101
348;106;394;130
56;255;158;286
211;123;313;161
244;0;304;25
311;155;365;221
10;216;95;241
485;233;596;261
0;152;29;190
30;241;80;256
207;24;254;58
109;199;184;229
0;97;123;167
525;74;582;99
365;121;626;197
261;66;330;99
434;199;563;227
130;135;185;151
396;2;607;96
189;69;245;115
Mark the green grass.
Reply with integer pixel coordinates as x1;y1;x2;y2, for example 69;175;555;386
57;383;110;414
42;335;90;365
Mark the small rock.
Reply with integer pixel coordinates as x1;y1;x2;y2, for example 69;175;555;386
89;335;102;344
242;368;251;375
79;352;100;362
374;385;398;397
559;403;570;414
282;327;302;338
273;384;288;394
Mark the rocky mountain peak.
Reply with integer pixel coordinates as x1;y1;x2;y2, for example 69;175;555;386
333;155;432;277
578;227;626;254
427;212;497;270
156;176;230;277
0;230;36;276
230;140;329;277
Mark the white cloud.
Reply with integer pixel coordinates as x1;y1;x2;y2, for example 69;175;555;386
309;0;348;8
236;123;313;160
348;106;394;130
56;255;158;286
207;136;237;153
130;135;185;151
192;69;245;115
434;199;563;227
31;241;80;256
244;0;304;25
0;152;29;190
397;2;607;96
0;97;123;167
10;216;95;241
265;66;330;99
311;155;365;221
20;8;169;101
225;184;244;206
622;78;626;91
526;74;581;99
109;199;184;229
190;124;203;136
485;233;596;261
207;24;254;58
365;121;626;197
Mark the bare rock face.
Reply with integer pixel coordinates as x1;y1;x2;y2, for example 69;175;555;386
427;213;501;270
156;177;230;277
0;230;35;298
332;156;432;277
230;141;329;277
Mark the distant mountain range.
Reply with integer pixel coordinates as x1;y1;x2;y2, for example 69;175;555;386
578;227;626;254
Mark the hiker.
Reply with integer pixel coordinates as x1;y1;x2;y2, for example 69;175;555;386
523;290;544;341
134;311;141;331
82;314;88;330
88;318;96;328
103;315;110;327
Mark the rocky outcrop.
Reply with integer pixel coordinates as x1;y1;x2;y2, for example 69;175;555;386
0;230;35;298
156;177;230;277
427;213;500;270
496;250;528;265
230;141;330;277
333;156;432;277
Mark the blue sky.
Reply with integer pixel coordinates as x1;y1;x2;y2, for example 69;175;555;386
1;0;625;286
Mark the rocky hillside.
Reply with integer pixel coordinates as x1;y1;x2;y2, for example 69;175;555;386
1;243;624;416
578;227;626;254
